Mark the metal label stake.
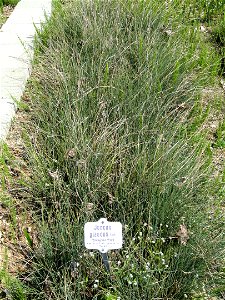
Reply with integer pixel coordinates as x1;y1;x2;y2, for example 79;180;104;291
100;252;110;273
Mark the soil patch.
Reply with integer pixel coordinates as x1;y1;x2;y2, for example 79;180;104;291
0;5;14;28
0;94;34;281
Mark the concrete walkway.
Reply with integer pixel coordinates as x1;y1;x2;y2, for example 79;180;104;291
0;0;52;141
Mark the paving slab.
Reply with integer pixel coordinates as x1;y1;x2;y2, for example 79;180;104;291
0;0;52;141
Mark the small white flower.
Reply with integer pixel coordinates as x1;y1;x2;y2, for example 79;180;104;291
161;238;165;243
133;281;138;286
162;259;166;264
128;280;132;285
139;231;142;236
165;264;169;268
117;298;121;300
166;224;169;228
93;284;98;288
126;255;129;259
146;263;150;271
144;223;148;226
76;262;80;267
129;273;133;278
90;252;94;257
94;279;99;283
117;260;121;266
151;240;155;244
159;251;164;256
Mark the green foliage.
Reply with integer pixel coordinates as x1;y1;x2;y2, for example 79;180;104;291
212;18;225;48
213;121;225;149
0;255;27;300
180;0;225;76
0;143;14;190
211;15;225;75
188;102;211;133
3;0;20;5
179;0;225;22
2;0;224;299
23;229;33;248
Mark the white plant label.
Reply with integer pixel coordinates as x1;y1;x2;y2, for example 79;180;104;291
84;218;122;253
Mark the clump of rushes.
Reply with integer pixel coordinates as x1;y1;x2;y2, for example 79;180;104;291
12;0;223;299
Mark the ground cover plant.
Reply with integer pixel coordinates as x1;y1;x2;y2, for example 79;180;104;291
0;0;224;299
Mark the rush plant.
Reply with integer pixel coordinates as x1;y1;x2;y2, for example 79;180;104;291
1;0;224;299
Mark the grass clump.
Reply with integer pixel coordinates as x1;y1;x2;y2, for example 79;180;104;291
2;0;224;299
179;0;225;23
178;0;225;77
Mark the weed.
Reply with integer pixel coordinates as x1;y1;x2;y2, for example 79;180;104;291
213;121;225;149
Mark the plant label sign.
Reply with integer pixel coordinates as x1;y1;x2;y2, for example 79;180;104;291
84;218;122;253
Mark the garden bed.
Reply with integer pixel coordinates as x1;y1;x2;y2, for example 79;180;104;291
0;0;224;299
